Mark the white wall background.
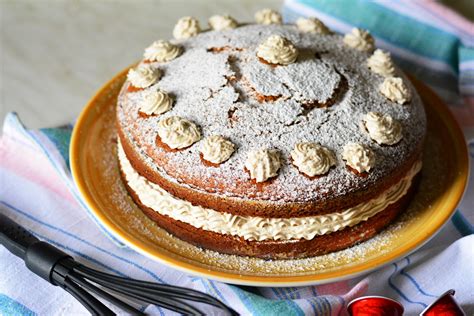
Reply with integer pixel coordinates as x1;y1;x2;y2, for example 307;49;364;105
0;0;283;129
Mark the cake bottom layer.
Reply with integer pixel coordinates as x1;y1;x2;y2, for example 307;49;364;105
121;170;419;259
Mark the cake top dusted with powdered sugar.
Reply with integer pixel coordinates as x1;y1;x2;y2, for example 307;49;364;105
116;20;426;203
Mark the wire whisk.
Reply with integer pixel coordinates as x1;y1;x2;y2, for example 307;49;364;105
0;211;238;315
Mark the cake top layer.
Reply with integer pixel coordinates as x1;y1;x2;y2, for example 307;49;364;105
117;21;426;203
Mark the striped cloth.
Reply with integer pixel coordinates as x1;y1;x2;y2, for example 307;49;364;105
1;1;473;315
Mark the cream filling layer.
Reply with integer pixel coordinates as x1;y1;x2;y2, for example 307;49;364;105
118;141;421;241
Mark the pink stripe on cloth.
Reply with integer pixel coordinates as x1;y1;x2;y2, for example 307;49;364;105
340;280;369;308
316;280;351;295
420;0;474;36
0;134;76;204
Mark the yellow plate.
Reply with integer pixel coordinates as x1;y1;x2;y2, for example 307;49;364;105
70;68;468;287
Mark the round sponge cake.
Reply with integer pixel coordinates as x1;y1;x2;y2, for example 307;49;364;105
116;21;426;259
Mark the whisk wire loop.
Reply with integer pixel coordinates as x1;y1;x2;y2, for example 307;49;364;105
64;277;115;316
75;264;238;315
68;272;144;315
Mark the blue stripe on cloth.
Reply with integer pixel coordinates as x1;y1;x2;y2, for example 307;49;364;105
283;288;293;299
199;278;212;293
305;298;319;316
311;286;324;314
202;279;245;313
271;287;283;299
307;297;324;315
199;279;220;300
451;210;474;236
281;287;301;302
322;297;332;315
205;279;230;305
310;286;325;314
0;201;166;284
400;257;438;298
310;297;326;315
283;287;299;300
389;262;428;308
277;287;288;299
0;294;36;316
230;286;305;316
318;297;328;315
288;0;460;71
280;288;291;299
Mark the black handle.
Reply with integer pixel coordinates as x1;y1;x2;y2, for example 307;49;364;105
0;211;115;314
0;211;39;259
0;211;74;284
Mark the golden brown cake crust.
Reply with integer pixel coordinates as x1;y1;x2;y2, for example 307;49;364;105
118;123;421;218
122;169;419;259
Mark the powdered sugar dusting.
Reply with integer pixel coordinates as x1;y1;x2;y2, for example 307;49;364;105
117;24;426;202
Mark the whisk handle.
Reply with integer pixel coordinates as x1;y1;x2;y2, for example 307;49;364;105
0;212;74;283
0;212;39;259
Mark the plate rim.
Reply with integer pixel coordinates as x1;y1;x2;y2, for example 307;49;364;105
70;68;469;287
